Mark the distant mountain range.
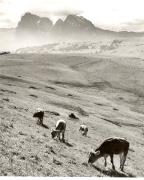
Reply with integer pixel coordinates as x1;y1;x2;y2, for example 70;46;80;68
1;12;144;52
15;12;144;41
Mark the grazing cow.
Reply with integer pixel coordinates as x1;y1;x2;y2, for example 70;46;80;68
51;119;66;142
33;108;44;125
0;51;10;55
79;124;88;136
88;137;129;171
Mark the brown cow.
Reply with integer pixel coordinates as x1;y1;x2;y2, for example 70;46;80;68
88;137;129;171
33;108;44;125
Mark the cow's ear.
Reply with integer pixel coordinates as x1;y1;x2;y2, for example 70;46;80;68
91;148;95;153
95;150;100;155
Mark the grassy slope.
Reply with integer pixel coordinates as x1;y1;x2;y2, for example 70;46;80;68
0;53;144;177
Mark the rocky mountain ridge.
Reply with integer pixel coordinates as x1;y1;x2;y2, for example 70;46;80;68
16;12;144;40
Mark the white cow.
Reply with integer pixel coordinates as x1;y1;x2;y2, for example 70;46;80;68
51;119;66;142
79;124;88;136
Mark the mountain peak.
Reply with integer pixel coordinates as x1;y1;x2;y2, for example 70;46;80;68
54;19;64;26
51;19;64;34
64;14;96;31
16;12;53;35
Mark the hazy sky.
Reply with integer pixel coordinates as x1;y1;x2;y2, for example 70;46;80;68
1;0;144;31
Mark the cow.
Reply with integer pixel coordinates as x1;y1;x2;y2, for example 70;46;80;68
79;124;88;136
51;119;66;142
33;108;44;125
88;137;129;171
0;51;10;55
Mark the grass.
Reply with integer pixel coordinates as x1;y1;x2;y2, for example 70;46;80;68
0;53;144;176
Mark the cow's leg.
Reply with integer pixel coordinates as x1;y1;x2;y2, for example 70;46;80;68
110;154;115;170
121;150;128;171
40;117;43;125
82;131;85;136
62;131;65;142
85;130;88;136
119;153;123;170
83;131;86;136
37;118;41;125
57;132;60;141
104;157;107;167
104;155;108;167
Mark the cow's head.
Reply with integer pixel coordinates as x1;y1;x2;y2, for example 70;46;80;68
51;129;60;139
88;150;101;163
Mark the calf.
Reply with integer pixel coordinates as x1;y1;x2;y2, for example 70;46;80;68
33;108;44;125
51;119;66;142
88;137;129;171
79;124;88;136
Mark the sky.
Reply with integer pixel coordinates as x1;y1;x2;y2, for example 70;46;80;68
1;0;144;31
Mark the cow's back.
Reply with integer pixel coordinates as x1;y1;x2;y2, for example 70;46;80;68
56;120;66;131
97;138;129;155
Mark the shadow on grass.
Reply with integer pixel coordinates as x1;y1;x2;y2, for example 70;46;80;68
37;123;49;129
92;165;135;177
54;139;73;147
62;140;73;147
42;124;49;129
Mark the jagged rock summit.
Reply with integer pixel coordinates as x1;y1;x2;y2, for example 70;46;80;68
51;14;97;39
64;14;96;31
16;13;97;38
16;12;53;35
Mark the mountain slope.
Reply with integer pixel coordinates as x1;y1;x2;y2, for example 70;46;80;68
15;37;144;58
0;53;144;176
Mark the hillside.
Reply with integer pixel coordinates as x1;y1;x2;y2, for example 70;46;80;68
16;37;144;58
0;53;144;176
